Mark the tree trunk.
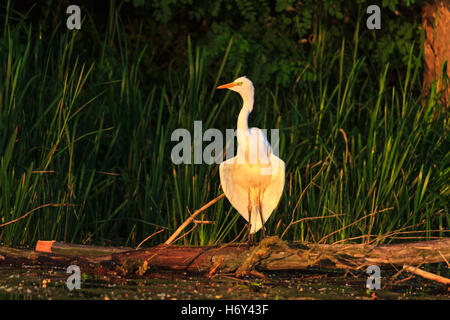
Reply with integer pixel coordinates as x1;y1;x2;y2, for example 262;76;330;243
422;0;450;108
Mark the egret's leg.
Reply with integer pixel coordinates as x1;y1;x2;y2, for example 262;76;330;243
247;188;254;245
248;232;254;245
257;192;266;239
258;208;265;238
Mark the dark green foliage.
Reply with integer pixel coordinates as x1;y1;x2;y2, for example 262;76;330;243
21;0;426;88
114;0;425;88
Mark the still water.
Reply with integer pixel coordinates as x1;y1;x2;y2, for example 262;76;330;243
0;266;448;300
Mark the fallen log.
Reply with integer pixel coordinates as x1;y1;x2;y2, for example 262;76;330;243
1;237;449;278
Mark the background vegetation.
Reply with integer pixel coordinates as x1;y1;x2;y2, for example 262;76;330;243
0;0;448;247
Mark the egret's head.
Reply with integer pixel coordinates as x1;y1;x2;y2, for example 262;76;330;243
217;76;254;96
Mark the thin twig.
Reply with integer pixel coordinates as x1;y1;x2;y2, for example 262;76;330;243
281;155;331;239
0;203;75;228
318;207;393;244
136;228;166;249
371;222;426;243
291;213;344;226
207;257;224;277
388;236;449;240
229;225;248;244
331;223;445;245
170;223;198;244
395;229;450;235
165;193;225;245
332;234;373;244
438;250;450;268
193;220;215;224
382;267;407;290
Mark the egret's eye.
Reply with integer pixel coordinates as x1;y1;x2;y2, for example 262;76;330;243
236;81;243;86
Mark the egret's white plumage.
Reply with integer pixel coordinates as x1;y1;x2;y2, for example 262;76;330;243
217;76;285;235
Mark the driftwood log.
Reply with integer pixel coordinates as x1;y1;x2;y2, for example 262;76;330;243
0;237;449;278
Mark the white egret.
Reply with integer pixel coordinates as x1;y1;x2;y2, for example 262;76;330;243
217;76;285;243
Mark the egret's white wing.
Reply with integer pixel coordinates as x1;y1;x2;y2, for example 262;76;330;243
219;157;250;222
220;157;264;233
260;154;285;225
249;127;271;165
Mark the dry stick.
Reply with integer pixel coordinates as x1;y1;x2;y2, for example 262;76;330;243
331;234;373;244
388;236;448;240
136;228;166;249
281;156;331;239
382;267;408;290
170;223;199;245
193;220;215;224
403;264;450;285
318;207;394;244
331;221;432;245
387;229;450;236
366;222;427;245
165;193;225;245
0;203;75;228
438;250;450;268
208;257;224;277
229;225;248;244
391;275;416;285
382;230;450;240
291;211;344;225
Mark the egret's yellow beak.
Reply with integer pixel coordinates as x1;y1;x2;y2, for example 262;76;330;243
217;82;237;89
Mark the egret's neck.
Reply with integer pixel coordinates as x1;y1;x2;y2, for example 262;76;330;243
237;91;254;134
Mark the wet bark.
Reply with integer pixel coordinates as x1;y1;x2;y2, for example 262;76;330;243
1;237;449;277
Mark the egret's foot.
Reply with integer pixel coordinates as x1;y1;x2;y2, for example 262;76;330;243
248;233;255;246
261;226;266;239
